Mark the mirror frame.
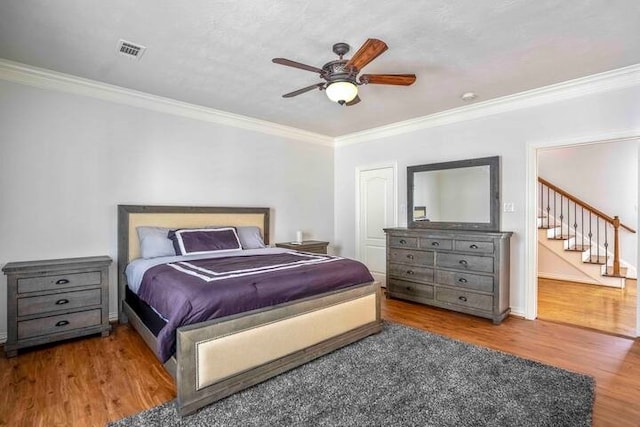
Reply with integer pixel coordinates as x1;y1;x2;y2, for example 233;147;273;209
407;156;500;231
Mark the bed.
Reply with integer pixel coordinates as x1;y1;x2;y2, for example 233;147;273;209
117;205;382;416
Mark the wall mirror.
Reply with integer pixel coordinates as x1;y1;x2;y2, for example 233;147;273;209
407;156;500;231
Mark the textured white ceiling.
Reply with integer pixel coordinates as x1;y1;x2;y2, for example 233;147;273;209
1;1;639;137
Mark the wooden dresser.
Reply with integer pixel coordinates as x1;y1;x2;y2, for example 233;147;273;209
384;228;512;324
2;256;112;357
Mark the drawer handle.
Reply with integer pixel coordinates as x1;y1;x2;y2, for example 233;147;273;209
55;299;69;305
399;239;407;245
55;320;70;327
55;279;70;285
469;244;478;249
458;278;468;283
405;286;412;291
406;270;415;275
431;241;440;246
458;296;468;302
459;260;468;265
406;254;414;260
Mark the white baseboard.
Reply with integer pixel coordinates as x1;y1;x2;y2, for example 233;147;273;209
538;272;625;288
0;332;6;345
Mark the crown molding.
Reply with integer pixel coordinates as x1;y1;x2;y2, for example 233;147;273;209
0;58;334;147
334;63;640;147
2;58;639;148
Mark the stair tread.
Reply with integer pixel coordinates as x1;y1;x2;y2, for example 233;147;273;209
584;255;608;264
567;244;591;251
604;266;628;278
549;235;571;240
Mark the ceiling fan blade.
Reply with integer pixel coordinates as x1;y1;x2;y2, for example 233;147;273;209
345;39;388;71
360;74;416;86
272;58;324;74
282;83;325;98
345;95;361;106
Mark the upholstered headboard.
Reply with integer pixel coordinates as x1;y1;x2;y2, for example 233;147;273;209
116;205;270;320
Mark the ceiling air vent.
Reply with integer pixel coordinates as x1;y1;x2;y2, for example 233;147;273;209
117;39;146;60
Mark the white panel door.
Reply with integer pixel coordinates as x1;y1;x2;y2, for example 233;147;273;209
357;167;395;283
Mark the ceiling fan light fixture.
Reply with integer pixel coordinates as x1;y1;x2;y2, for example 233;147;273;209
326;81;358;104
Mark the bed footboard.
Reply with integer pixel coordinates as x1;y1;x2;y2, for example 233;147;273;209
175;282;381;416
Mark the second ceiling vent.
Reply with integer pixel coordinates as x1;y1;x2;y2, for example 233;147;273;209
117;39;146;60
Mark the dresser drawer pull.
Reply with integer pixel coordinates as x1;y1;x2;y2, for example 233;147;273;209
399;239;407;245
458;277;468;283
406;254;414;260
459;260;468;265
458;296;468;302
431;241;440;246
469;244;478;249
55;298;70;305
405;286;412;291
406;270;415;275
55;320;70;327
55;279;70;285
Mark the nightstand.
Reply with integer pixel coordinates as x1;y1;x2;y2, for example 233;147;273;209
2;256;112;358
275;240;330;254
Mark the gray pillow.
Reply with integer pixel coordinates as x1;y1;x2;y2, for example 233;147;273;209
236;226;266;249
136;226;176;259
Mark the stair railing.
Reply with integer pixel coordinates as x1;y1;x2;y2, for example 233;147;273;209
538;177;636;277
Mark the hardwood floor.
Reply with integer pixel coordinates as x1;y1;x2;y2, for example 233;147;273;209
1;298;639;426
538;277;637;337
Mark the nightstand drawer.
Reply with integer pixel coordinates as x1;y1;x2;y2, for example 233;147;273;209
18;271;102;294
18;309;102;340
18;289;102;317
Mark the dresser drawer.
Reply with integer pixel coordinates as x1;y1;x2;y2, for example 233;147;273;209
437;253;494;273
389;249;433;266
436;288;493;312
18;289;101;317
18;309;102;340
420;238;452;251
17;271;102;294
389;263;434;283
389;235;418;249
435;270;494;293
454;240;494;254
388;279;434;300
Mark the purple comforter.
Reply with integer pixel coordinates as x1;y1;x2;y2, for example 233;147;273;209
137;251;374;362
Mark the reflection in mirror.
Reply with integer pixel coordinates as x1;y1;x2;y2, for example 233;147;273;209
412;166;491;223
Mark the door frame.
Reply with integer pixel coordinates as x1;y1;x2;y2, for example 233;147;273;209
354;162;399;263
525;130;640;335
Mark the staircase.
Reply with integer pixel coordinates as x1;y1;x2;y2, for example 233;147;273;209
537;177;636;288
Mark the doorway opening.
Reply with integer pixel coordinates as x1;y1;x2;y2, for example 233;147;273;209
533;138;638;336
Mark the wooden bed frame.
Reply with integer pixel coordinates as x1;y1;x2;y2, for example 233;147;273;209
117;205;382;416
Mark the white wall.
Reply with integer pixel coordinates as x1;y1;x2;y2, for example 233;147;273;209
335;85;640;316
0;80;335;336
538;140;638;267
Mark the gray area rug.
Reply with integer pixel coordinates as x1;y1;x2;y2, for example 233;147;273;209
109;322;594;426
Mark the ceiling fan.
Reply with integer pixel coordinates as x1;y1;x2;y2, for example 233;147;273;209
272;38;416;106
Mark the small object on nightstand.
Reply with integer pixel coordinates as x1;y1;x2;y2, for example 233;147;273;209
2;256;112;358
275;240;329;254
